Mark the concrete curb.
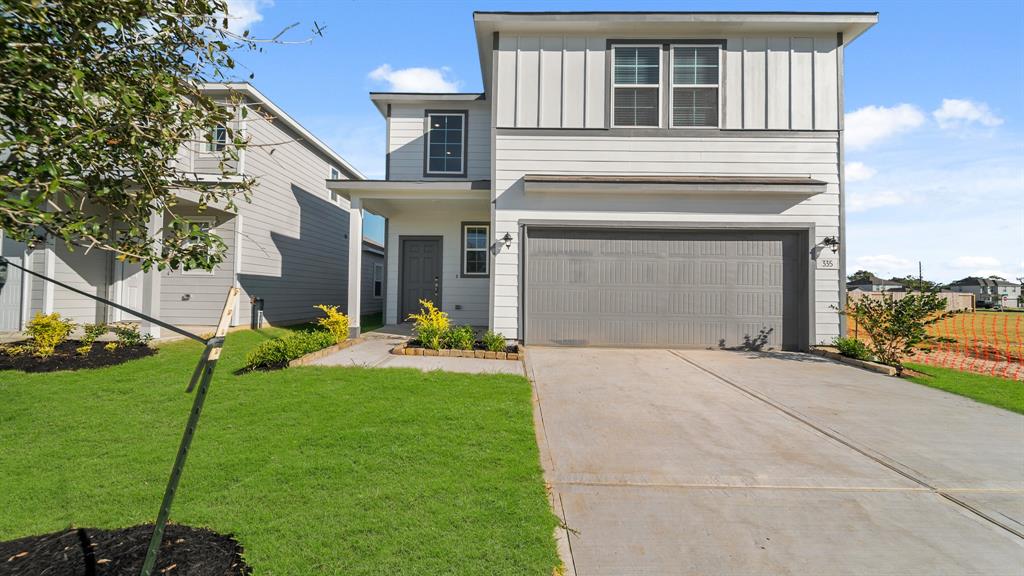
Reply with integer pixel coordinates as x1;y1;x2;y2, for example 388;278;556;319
809;347;897;376
390;341;523;361
288;337;363;367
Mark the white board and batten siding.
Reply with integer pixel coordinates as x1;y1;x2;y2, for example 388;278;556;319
387;102;491;181
494;34;841;130
492;132;842;344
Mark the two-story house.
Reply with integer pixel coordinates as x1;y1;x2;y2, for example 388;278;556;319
948;276;1022;308
0;83;363;337
331;11;878;349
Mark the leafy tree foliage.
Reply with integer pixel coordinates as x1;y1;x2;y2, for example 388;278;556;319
890;275;943;292
0;0;262;270
847;270;874;282
847;290;955;374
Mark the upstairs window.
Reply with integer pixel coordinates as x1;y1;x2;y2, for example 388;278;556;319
425;112;466;176
612;45;661;127
329;166;341;202
671;45;720;127
206;125;227;152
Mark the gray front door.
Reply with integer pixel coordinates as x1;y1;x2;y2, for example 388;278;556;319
525;228;806;350
400;237;442;321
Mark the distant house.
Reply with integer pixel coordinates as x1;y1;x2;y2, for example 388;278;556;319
846;274;904;293
947;277;1022;308
0;83;364;336
361;238;385;316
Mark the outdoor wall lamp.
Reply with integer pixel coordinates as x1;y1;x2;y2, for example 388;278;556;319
502;232;513;248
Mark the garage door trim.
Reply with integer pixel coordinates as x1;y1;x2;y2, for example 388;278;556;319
519;220;816;349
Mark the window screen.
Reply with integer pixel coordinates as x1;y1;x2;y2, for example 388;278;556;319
463;224;488;276
672;46;719;127
613;46;661;127
206;125;227;152
426;113;465;175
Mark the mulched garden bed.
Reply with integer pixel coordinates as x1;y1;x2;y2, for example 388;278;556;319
392;340;523;360
0;340;156;373
0;524;250;576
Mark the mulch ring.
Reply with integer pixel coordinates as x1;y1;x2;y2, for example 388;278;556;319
0;340;155;372
0;524;250;576
393;340;523;360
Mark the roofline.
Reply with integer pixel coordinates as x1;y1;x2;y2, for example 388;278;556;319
368;92;486;116
201;82;365;180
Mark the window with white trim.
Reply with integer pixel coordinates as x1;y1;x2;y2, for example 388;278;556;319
206;125;227;152
612;45;661;127
329;166;341;202
671;45;720;127
372;263;383;297
425;112;466;175
181;217;217;275
462;224;488;276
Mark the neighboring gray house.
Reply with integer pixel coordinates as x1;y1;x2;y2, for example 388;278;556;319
948;277;1022;308
0;83;363;337
331;11;877;350
846;274;904;292
361;238;385;316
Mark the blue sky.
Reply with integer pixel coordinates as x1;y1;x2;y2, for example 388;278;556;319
226;0;1023;283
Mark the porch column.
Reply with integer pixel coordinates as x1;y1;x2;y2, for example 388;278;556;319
347;197;362;338
140;211;163;339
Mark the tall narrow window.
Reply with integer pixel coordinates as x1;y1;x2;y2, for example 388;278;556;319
329;166;341;202
372;263;384;297
206;125;227;152
462;223;489;276
612;45;661;127
671;46;719;127
425;112;466;176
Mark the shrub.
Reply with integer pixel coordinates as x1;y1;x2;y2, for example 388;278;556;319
847;290;954;374
833;336;872;361
481;330;507;353
245;329;336;370
407;299;449;350
25;312;76;357
314;304;349;343
104;342;118;352
0;344;32;356
110;322;153;347
77;322;109;354
442;325;476;350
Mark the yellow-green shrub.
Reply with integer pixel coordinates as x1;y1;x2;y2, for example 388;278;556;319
407;299;449;350
25;312;76;357
313;304;349;343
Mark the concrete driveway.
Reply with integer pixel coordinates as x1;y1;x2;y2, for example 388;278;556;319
526;348;1024;575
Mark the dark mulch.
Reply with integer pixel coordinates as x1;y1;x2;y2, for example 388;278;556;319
0;340;155;373
0;524;250;576
408;339;521;354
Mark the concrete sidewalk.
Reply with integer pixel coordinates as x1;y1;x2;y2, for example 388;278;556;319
527;347;1024;575
311;331;524;375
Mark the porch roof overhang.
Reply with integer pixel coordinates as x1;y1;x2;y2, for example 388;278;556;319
327;179;491;216
522;174;828;196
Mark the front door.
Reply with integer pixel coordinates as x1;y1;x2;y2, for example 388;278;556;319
400;237;442;321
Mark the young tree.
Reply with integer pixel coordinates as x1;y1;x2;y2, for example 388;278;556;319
847;269;875;283
0;0;269;271
847;290;955;374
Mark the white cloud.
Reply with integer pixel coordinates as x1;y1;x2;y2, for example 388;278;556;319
845;161;876;182
971;269;1017;281
844;104;926;150
847;189;911;212
223;0;272;33
933;99;1003;130
369;64;459;92
853;255;914;278
948;256;1001;269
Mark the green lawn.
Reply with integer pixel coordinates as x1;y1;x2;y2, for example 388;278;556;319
360;311;384;333
0;328;560;575
905;363;1024;415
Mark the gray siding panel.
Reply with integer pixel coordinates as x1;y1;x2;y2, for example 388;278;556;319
160;214;237;325
361;249;384;315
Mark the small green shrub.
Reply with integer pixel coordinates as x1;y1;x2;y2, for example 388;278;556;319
25;312;76;357
104;341;118;352
81;323;108;345
407;299;449;350
481;330;507;353
833;336;872;361
0;344;32;356
110;322;153;347
314;304;349;343
245;329;336;370
75;344;92;356
442;325;476;350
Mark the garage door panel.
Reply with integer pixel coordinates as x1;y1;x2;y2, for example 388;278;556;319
526;228;806;350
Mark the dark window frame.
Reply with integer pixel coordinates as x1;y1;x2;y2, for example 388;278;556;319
460;221;490;277
205;124;227;153
670;44;721;128
423;109;468;178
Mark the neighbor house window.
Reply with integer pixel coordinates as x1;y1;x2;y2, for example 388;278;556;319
206;125;227;152
671;45;720;127
372;263;383;297
462;223;489;276
425;112;466;176
612;45;661;127
329;166;341;202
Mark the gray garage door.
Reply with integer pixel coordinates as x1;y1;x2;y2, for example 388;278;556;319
524;228;806;350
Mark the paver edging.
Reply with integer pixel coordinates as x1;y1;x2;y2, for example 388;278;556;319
809;346;897;376
288;337;363;367
390;341;523;362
